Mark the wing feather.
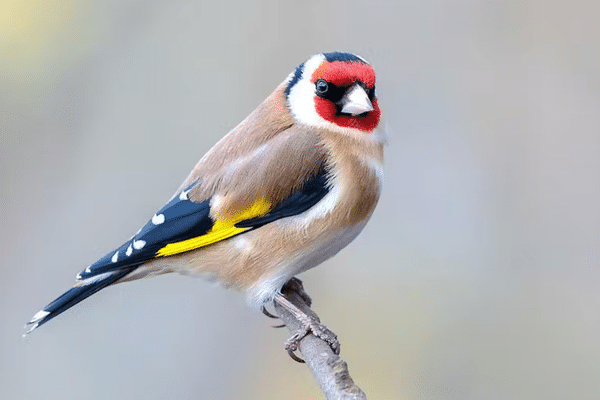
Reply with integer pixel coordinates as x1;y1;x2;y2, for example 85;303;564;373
28;85;333;332
78;130;329;280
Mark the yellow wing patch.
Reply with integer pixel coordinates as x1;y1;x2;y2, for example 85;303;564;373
155;198;271;257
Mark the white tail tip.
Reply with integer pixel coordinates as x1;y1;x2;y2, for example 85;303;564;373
30;310;50;324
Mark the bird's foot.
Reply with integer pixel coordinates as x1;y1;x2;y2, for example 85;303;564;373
275;280;340;362
282;312;340;362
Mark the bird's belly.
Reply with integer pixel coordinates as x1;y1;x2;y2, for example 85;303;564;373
142;161;379;307
243;218;369;308
137;210;371;308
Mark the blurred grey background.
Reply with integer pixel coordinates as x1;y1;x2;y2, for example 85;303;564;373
2;1;599;399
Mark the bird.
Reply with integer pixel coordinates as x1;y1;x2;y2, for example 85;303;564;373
25;51;384;358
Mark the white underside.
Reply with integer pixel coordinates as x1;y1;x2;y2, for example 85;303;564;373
245;218;369;309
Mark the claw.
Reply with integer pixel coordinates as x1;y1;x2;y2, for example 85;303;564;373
271;323;286;329
284;332;306;362
287;349;305;363
261;305;279;319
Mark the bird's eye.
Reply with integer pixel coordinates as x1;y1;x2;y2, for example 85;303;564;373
315;79;329;95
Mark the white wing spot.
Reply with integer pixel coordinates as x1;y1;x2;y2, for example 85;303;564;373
126;244;133;256
179;189;190;201
111;251;119;263
85;266;92;273
133;240;146;250
152;213;165;225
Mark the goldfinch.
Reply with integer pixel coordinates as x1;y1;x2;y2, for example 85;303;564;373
26;52;384;355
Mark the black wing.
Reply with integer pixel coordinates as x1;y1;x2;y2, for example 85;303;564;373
26;168;330;332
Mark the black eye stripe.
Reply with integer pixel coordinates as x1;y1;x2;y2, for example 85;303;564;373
315;81;345;103
315;81;376;104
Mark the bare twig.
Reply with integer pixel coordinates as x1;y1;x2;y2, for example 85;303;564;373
274;284;367;400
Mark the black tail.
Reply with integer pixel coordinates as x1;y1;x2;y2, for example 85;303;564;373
24;268;134;335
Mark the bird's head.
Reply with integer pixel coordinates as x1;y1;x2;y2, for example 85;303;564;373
285;52;381;135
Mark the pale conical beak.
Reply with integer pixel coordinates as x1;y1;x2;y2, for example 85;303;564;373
340;84;374;116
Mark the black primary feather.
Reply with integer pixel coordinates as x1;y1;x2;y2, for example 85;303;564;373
26;167;331;333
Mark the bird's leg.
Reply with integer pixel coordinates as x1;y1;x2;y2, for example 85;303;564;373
282;277;312;307
274;279;340;362
263;278;311;327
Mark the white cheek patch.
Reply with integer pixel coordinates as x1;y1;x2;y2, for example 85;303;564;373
287;54;328;128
